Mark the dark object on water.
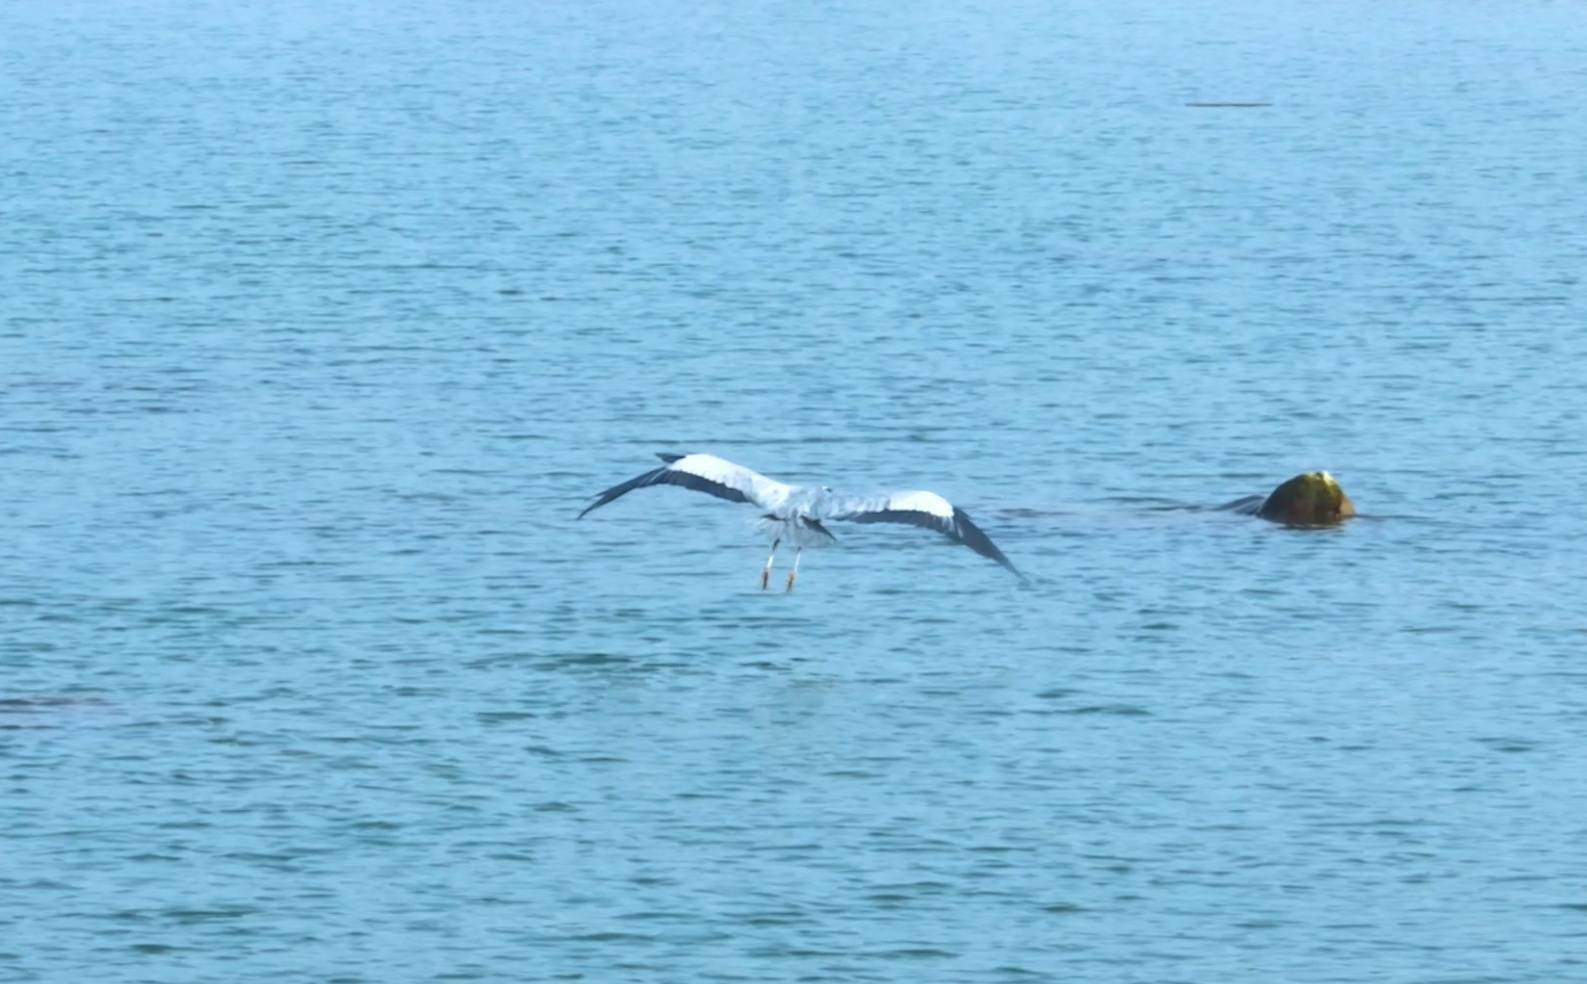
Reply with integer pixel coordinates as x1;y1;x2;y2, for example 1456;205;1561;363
1257;471;1356;525
1185;102;1273;108
1216;472;1357;525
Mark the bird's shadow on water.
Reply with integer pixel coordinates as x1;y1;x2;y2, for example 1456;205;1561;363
0;694;113;730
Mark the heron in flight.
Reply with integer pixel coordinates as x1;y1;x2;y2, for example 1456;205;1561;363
579;453;1024;589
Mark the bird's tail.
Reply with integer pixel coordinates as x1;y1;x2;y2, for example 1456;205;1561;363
752;515;837;546
800;517;838;543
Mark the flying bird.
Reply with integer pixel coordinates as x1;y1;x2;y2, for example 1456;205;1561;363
578;453;1024;589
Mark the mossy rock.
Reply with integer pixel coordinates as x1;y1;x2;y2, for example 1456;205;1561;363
1257;471;1356;525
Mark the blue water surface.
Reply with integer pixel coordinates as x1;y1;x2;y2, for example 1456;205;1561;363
4;1;1587;981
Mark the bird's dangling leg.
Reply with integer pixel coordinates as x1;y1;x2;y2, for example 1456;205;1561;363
761;538;780;591
785;547;802;592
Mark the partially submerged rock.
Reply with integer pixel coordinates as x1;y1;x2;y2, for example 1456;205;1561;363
1256;471;1356;526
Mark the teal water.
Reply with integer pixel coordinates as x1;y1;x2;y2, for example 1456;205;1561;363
5;1;1587;981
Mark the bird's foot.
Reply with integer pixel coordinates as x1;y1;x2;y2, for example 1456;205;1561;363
785;571;797;592
760;569;770;591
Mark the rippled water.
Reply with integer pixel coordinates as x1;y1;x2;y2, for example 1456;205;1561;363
5;1;1587;981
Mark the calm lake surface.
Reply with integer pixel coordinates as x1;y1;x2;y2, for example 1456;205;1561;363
4;1;1587;981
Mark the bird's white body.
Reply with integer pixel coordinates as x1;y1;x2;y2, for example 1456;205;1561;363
579;452;1022;588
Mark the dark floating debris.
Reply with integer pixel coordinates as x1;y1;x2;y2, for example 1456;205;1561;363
1216;471;1357;526
1258;471;1356;526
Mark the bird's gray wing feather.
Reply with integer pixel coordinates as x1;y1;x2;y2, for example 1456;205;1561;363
579;453;792;518
825;490;1023;578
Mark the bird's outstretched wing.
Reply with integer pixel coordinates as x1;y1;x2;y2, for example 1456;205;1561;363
825;490;1024;579
579;453;793;518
